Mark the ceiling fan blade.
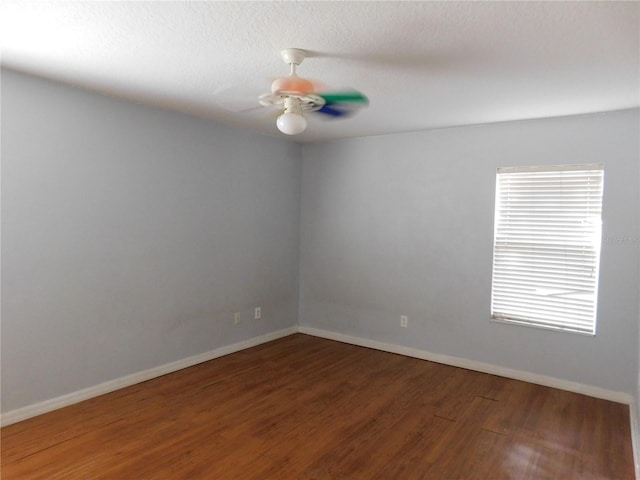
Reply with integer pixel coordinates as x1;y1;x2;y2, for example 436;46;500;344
312;90;369;119
214;99;262;113
315;104;350;117
318;91;369;105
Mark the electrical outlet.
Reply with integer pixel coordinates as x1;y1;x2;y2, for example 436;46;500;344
234;312;242;325
255;307;261;319
400;315;408;328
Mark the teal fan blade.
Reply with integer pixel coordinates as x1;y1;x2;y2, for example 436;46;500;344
315;90;369;118
318;91;369;105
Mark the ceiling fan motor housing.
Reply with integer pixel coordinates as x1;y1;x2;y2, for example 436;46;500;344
259;48;326;113
270;76;315;95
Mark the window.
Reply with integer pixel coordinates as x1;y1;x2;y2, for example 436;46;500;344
490;164;604;335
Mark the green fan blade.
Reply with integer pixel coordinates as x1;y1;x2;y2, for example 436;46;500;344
319;91;369;104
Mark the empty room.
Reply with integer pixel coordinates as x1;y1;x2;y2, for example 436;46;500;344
1;2;639;479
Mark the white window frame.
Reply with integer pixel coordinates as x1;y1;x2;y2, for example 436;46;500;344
490;164;604;335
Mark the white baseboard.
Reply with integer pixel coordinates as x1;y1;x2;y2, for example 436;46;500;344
0;326;297;427
297;326;634;405
630;401;640;480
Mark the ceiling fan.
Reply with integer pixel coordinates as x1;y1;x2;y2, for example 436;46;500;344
257;48;369;135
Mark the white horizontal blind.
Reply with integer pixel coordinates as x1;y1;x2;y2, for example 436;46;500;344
491;164;604;335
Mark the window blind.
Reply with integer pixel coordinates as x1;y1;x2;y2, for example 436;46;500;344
490;164;604;335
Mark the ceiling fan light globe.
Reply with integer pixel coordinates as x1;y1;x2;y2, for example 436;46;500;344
277;112;307;135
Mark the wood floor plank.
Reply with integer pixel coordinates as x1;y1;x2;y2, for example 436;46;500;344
1;334;634;479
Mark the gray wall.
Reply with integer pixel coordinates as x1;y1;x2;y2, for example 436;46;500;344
1;69;301;412
300;109;640;395
3;68;638;415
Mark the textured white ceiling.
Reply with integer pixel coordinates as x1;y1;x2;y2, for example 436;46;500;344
2;1;639;142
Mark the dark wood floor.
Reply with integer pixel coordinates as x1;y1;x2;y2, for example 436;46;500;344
1;334;635;479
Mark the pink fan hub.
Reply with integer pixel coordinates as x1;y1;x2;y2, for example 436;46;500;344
271;76;315;95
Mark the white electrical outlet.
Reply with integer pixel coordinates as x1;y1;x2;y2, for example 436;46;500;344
255;307;261;319
400;315;408;328
234;312;242;325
